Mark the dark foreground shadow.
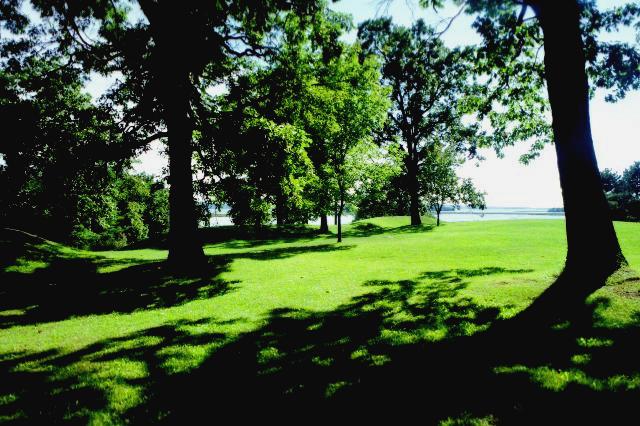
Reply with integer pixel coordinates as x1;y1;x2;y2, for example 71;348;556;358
2;266;639;423
0;242;353;327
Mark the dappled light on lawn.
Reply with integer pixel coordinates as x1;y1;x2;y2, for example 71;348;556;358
2;218;640;422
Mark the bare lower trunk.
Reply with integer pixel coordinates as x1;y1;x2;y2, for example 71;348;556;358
408;155;421;226
165;76;205;270
320;214;329;233
535;0;625;275
275;195;285;226
337;192;344;243
410;190;421;226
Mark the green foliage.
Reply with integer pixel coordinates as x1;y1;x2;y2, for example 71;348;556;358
304;43;389;233
358;17;484;224
0;4;173;249
196;8;354;227
224;117;315;226
600;168;621;193
350;142;408;219
358;17;481;157
434;0;640;160
0;50;124;246
466;8;552;163
602;162;640;221
69;173;170;249
421;142;486;225
145;183;170;238
200;9;387;233
622;162;640;199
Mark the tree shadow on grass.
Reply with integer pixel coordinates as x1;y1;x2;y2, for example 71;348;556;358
0;243;354;328
127;224;325;251
3;266;638;423
339;221;436;238
0;228;67;270
120;221;435;252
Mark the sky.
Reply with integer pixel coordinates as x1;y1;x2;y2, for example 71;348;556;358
94;0;640;208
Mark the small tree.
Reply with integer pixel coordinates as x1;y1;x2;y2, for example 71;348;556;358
621;162;640;200
306;45;389;242
601;162;640;222
600;169;622;194
358;18;483;226
350;141;405;220
422;143;485;226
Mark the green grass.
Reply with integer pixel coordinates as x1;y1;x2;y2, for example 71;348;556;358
1;217;640;423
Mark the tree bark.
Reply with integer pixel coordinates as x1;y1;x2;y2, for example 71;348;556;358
533;0;626;274
320;214;329;233
165;75;205;269
337;191;344;243
275;194;285;226
140;1;205;271
436;207;441;227
408;153;421;226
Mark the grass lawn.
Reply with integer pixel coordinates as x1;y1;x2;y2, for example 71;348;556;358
1;217;640;423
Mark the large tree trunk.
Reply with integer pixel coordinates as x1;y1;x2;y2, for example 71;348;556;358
408;154;421;226
320;214;329;233
534;0;626;275
141;1;206;271
165;76;205;269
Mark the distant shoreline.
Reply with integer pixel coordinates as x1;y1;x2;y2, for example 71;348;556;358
443;211;565;216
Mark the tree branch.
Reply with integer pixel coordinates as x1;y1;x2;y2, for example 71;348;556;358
434;1;467;38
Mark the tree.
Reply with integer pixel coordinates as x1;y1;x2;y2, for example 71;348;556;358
306;45;389;242
220;116;315;227
0;40;126;245
0;34;169;250
601;162;640;222
280;9;355;233
422;143;485;226
600;168;621;193
416;0;640;295
621;161;640;200
358;18;481;226
529;1;626;276
350;142;407;220
194;8;349;231
9;0;323;270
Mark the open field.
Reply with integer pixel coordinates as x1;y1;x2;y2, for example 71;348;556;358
1;217;640;423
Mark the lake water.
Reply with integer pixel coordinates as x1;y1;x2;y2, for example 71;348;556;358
209;215;355;227
208;208;563;227
439;207;564;222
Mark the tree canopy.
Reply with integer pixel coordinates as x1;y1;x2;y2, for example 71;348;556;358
3;0;640;280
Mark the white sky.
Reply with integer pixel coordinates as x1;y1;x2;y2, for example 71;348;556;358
87;0;640;208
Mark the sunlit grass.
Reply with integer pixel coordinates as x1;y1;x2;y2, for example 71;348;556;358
1;218;640;423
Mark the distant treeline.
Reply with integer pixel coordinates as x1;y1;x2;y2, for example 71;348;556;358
601;162;640;222
0;165;173;249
